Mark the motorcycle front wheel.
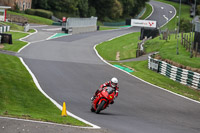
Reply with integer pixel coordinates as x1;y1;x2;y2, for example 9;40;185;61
96;100;106;114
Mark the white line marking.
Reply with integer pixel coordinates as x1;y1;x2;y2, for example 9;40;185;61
158;2;177;28
30;25;48;28
161;7;164;9
0;116;98;129
46;33;71;40
163;15;169;21
93;34;200;104
17;28;38;53
145;3;154;20
19;58;101;129
42;28;62;31
17;30;100;129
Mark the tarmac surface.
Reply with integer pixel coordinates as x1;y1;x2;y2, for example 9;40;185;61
2;1;200;133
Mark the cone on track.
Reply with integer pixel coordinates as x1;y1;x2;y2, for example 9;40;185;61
61;102;67;117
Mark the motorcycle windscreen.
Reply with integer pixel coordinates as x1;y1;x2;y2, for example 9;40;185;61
106;87;114;94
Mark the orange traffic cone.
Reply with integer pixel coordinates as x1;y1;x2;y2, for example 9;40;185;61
61;102;67;117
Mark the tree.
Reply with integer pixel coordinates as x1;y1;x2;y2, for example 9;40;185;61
110;0;123;19
78;0;89;17
88;0;115;20
119;0;135;17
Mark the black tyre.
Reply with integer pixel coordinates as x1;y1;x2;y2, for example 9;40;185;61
90;106;95;112
96;100;106;114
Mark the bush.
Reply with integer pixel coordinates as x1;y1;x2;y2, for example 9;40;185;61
197;5;200;15
180;19;192;33
25;9;36;15
25;9;53;19
35;9;53;19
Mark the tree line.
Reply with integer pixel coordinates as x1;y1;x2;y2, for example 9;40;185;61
32;0;149;21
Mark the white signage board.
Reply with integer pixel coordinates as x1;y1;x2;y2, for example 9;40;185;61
131;19;157;28
0;9;4;21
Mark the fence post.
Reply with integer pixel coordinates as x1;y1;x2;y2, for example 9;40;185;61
195;42;199;57
188;37;191;52
181;32;183;45
184;34;186;47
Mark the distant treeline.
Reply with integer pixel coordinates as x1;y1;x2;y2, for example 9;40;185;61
32;0;149;20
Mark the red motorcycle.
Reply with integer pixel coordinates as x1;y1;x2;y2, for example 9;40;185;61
91;87;115;114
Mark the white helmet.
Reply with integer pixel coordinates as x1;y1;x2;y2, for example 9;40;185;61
111;77;118;87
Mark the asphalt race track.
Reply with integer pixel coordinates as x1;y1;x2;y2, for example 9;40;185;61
15;1;200;133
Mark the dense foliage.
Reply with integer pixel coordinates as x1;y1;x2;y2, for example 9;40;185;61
32;0;149;20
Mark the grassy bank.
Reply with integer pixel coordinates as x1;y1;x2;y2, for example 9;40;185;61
110;61;200;101
140;3;153;20
7;11;53;25
0;26;88;126
96;32;140;61
0;53;88;126
2;31;29;52
145;34;200;68
96;31;200;101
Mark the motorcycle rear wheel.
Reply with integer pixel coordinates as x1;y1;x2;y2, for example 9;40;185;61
96;100;106;114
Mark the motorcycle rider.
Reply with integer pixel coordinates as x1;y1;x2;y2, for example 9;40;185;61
91;77;119;104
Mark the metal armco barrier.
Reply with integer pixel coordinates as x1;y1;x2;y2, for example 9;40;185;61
0;25;10;33
148;53;200;90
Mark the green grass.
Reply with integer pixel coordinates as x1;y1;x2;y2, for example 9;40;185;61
140;3;153;20
0;53;88;126
99;26;118;31
96;32;140;61
0;22;24;31
145;34;200;68
156;0;192;30
7;11;53;25
110;61;200;101
95;31;200;102
1;31;28;52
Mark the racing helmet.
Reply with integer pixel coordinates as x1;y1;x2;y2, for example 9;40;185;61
111;77;118;87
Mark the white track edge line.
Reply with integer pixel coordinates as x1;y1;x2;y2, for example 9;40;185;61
159;1;177;28
0;116;96;129
17;28;38;53
19;55;100;129
16;28;100;129
145;3;154;20
93;34;200;104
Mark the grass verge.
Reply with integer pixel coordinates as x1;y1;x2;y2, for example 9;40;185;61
140;3;153;20
95;31;200;102
96;32;140;61
99;26;118;31
145;34;200;68
110;61;200;101
1;31;29;52
0;53;88;126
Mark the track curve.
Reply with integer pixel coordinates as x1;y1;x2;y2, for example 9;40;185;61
18;1;200;133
